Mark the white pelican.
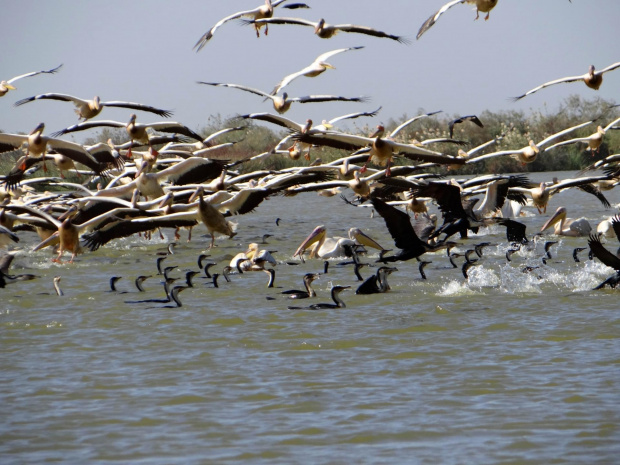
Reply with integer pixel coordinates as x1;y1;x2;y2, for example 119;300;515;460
540;206;592;237
0;64;62;97
512;62;620;101
545;116;620;154
0;122;107;176
193;0;309;50
197;82;366;114
465;120;594;165
270;46;364;96
290;124;461;176
189;187;237;249
230;243;277;272
417;0;499;40
511;176;611;214
14;93;172;120
293;225;385;259
50;114;204;158
597;215;620;239
245;17;408;43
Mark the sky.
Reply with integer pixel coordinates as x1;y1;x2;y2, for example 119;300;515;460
2;0;620;142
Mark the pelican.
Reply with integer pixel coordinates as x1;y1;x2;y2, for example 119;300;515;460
597;215;620;239
0;122;107;176
465;120;594;165
50;114;203;158
193;0;309;50
511;176;611;214
197;82;365;114
540;206;592;237
189;187;237;249
512;62;620;101
270;46;364;96
245;17;408;43
417;0;499;39
545;116;620;154
14;93;171;120
290;125;463;175
0;64;62;97
293;225;385;260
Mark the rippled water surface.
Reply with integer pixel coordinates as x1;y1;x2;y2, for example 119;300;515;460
2;171;619;464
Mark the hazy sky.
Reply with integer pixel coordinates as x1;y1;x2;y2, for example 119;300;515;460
2;0;619;141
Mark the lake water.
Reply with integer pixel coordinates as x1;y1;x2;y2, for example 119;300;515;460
1;171;619;464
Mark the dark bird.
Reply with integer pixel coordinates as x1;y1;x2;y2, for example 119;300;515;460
356;266;397;294
418;261;432;280
448;115;484;138
544;241;558;259
588;233;620;290
573;247;587;262
288;285;350;310
371;197;455;262
281;272;320;299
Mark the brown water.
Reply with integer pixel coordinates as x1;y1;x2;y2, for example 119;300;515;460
1;171;619;464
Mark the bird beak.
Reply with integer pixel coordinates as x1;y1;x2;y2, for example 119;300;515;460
293;225;326;258
350;228;384;251
5;84;16;90
540;208;565;232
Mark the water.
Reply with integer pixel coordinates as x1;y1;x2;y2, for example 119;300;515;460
1;171;619;464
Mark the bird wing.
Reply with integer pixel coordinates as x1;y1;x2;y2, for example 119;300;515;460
146;122;203;141
13;93;87;108
83;214;198;251
315;46;364;63
333;23;409;43
588;233;620;271
328;107;382;125
241;112;303;130
194;6;265;51
246;16;317;28
7;64;63;84
597;61;620;75
537;121;594;149
50;120;126;138
512;73;589;101
197;81;273;100
371;197;428;254
46;139;107;175
465;149;522;164
387;140;464;165
389;111;442;138
416;0;465;40
411;182;467;220
448;115;484;138
293;94;366;104
101;101;172;118
498;218;528;244
0;133;28;154
612;215;620;242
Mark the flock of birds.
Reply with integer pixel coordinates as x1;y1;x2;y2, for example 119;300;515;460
1;0;620;308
